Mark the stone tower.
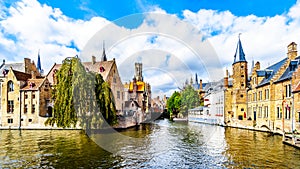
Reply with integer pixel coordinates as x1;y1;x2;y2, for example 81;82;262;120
231;35;248;120
135;62;143;81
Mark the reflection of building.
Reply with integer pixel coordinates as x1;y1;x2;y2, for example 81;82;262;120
0;56;52;128
123;62;151;123
47;44;124;113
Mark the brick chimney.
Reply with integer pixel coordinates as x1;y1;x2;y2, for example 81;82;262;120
200;79;203;90
92;56;96;64
287;42;297;60
224;69;229;88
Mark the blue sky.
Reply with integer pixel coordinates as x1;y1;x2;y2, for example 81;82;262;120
0;0;300;97
37;0;296;21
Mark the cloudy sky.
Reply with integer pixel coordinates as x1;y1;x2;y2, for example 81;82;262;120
0;0;299;97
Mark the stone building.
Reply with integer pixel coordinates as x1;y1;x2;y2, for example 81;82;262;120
224;36;248;125
0;57;51;128
224;37;300;132
123;62;152;122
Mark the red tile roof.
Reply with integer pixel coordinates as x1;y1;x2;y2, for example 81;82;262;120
21;78;45;90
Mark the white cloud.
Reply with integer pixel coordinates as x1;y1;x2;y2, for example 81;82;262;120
0;0;109;70
1;0;300;97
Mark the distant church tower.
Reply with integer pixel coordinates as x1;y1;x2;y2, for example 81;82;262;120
101;41;107;62
134;63;143;81
231;34;248;120
37;49;43;75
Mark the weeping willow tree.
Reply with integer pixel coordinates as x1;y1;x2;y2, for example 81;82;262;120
45;57;117;128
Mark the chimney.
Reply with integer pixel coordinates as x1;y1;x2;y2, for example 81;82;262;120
287;42;297;60
92;56;96;64
200;79;203;90
24;58;31;74
31;71;36;79
224;69;229;88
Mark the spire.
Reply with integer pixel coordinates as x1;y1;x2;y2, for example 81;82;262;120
101;40;107;61
195;73;198;84
37;49;42;73
233;33;246;64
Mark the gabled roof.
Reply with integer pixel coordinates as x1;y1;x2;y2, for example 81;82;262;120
47;60;115;85
124;100;140;108
275;56;300;83
256;57;287;87
12;69;31;81
21;78;45;91
233;37;246;64
0;63;25;76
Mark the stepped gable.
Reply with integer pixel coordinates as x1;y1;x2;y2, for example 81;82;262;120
82;60;114;81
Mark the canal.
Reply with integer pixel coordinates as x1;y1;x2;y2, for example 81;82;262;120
0;119;299;168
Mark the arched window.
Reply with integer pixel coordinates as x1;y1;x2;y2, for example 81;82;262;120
8;81;14;92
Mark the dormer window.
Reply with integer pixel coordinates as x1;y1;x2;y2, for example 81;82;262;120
100;66;105;72
8;81;14;92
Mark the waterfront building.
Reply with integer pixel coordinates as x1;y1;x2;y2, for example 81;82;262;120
123;62;151;123
47;44;124;114
0;57;51;128
292;65;300;131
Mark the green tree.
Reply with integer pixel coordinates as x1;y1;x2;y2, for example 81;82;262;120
46;57;117;128
180;85;200;117
167;91;181;118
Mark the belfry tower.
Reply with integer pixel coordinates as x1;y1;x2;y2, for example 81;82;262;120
231;34;248;120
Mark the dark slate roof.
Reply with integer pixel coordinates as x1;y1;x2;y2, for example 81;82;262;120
256;57;288;87
0;63;25;76
124;100;140;108
233;38;246;64
189;106;204;111
275;56;300;83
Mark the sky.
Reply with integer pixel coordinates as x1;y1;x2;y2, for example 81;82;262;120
0;0;299;97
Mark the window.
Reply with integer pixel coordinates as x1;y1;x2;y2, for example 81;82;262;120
286;84;291;97
259;91;262;100
253;77;257;85
258;107;262;118
241;108;244;111
32;93;35;99
117;91;120;99
241;83;244;87
241;65;244;69
264;106;268;118
7;100;14;113
24;104;28;114
254;93;257;101
249;94;252;102
265;89;269;100
28;119;32;122
25;92;28;99
285;106;291;119
8;81;14;92
113;77;117;83
241;75;244;78
277;107;282;119
32;104;35;114
7;118;13;124
240;94;244;98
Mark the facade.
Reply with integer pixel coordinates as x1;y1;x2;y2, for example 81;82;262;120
0;62;51;128
223;37;300;133
123;63;152;122
47;48;124;113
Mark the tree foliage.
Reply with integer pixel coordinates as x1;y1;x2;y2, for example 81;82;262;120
180;85;200;117
45;57;117;128
167;91;181;118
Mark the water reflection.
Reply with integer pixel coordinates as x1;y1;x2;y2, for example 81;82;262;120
0;120;299;168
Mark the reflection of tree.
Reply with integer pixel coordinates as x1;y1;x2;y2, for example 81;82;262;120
45;57;117;129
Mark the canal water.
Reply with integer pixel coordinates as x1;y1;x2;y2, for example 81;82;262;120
0;119;299;168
